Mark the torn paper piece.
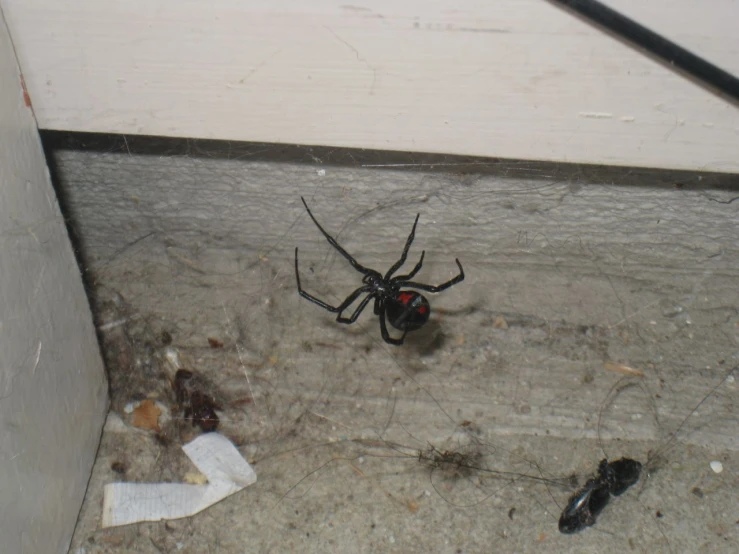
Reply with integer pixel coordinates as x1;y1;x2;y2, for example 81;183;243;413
102;433;256;527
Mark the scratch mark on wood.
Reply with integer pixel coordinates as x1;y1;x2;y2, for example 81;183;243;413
579;112;613;119
323;25;377;95
453;27;509;34
234;50;282;85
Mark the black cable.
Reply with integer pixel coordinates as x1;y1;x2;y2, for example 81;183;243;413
549;0;739;105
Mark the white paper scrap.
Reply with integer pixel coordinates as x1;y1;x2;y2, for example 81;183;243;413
102;433;256;527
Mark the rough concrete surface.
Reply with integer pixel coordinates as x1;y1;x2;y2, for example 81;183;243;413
47;137;738;554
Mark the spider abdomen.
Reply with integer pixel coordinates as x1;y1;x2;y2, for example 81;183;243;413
386;291;430;331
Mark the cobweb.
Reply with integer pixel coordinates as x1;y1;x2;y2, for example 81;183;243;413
41;132;738;554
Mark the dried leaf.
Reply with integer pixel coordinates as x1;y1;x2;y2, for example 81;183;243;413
132;400;162;431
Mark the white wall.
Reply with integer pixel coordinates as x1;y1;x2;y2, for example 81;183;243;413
2;0;738;172
0;11;108;554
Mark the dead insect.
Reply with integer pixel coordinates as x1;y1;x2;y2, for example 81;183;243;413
420;445;483;478
559;457;642;534
186;390;220;432
207;337;224;348
562;364;738;534
173;369;220;433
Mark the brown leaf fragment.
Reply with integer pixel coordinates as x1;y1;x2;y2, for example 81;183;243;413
132;399;162;431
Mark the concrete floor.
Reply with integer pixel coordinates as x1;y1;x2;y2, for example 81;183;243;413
47;134;738;554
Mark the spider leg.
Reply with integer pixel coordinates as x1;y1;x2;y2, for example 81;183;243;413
378;302;408;345
296;247;372;312
384;213;421;280
301;197;373;275
400;258;464;293
390;251;425;282
373;296;381;315
336;291;374;324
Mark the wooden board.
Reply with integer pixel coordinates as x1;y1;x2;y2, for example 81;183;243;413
3;0;738;171
0;11;108;554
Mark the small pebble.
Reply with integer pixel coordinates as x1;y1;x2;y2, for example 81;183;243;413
709;460;723;473
164;347;181;370
660;303;684;318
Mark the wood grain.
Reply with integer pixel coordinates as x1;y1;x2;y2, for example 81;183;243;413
3;0;738;171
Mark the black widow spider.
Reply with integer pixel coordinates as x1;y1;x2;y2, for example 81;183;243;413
294;197;464;345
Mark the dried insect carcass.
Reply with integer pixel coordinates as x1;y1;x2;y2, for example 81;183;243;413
173;369;221;432
559;458;642;534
